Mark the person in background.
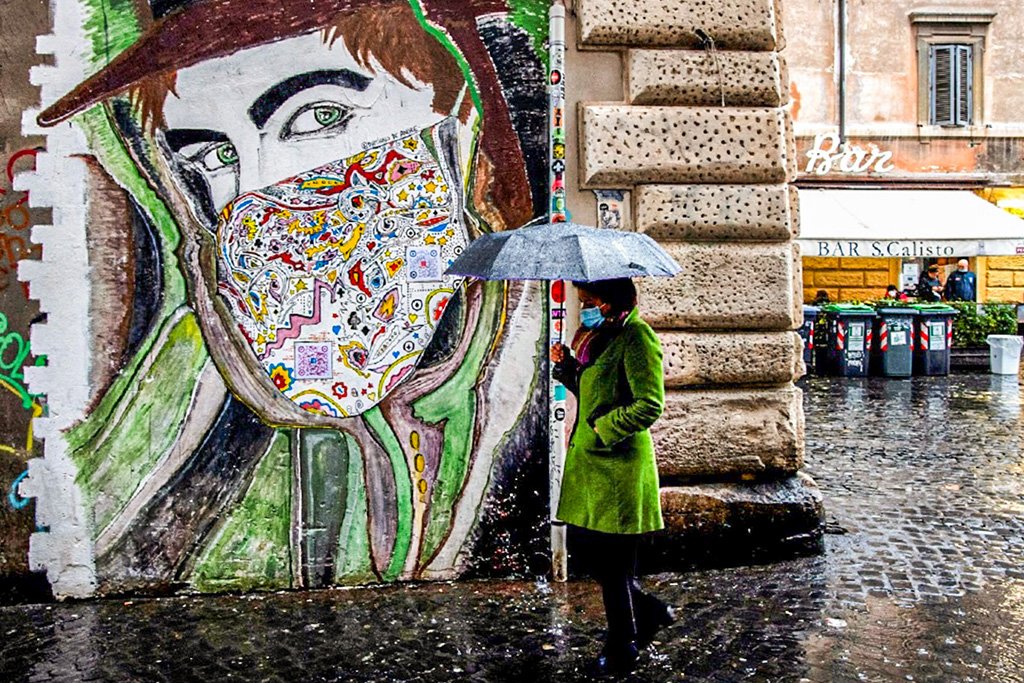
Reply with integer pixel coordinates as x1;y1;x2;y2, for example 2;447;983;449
884;284;908;301
550;278;673;675
943;259;977;302
813;290;831;305
917;264;943;302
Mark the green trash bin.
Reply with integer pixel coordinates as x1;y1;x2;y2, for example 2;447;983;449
871;306;915;377
815;304;876;377
911;304;957;376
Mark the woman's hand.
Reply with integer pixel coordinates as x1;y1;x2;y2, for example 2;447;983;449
550;342;568;363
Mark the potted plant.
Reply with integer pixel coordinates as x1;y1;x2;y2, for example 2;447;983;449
949;302;1018;371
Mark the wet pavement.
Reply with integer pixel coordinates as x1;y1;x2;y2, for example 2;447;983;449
2;374;1024;682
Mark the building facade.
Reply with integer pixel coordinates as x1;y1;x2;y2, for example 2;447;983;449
787;0;1024;303
1;0;817;600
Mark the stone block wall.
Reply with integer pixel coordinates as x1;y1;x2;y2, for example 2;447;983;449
979;256;1024;303
802;256;901;303
572;0;822;564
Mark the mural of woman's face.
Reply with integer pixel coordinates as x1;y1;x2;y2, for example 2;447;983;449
155;29;481;420
161;31;474;217
20;0;551;595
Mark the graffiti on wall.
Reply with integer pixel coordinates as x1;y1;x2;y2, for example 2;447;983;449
0;314;42;503
0;145;45;586
0;312;43;413
0;149;42;296
0;0;49;592
22;0;551;596
4;398;41;511
0;304;42;587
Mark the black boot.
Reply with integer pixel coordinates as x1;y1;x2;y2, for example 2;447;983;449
636;603;676;649
632;581;676;648
596;639;639;675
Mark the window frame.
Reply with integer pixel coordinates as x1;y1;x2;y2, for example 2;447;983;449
929;43;973;127
911;10;993;133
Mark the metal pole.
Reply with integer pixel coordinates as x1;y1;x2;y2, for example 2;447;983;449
837;0;847;145
547;0;568;582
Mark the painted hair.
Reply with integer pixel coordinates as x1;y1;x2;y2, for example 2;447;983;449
573;278;638;315
130;4;472;131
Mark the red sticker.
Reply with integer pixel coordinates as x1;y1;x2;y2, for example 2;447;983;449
551;280;565;304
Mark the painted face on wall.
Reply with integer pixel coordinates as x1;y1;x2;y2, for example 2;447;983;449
161;31;474;221
158;31;477;419
29;0;549;594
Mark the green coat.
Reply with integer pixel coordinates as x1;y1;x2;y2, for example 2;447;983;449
556;308;665;535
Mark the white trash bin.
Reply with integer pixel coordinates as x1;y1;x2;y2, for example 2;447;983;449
986;334;1023;375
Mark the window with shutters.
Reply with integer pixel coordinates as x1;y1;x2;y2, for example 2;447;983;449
910;10;991;131
929;44;973;126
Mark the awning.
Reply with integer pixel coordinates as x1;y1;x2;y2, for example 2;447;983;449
797;189;1024;258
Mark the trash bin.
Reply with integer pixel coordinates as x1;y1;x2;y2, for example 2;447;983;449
814;304;876;377
799;305;819;374
986;335;1023;375
871;306;915;377
911;304;957;376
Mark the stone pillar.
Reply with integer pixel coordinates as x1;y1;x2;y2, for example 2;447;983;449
571;0;823;567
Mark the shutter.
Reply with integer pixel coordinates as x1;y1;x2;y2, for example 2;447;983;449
930;45;955;126
956;45;973;125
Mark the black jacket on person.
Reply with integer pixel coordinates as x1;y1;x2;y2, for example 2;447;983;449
917;274;942;302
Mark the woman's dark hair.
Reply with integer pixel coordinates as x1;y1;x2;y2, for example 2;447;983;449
573;278;638;315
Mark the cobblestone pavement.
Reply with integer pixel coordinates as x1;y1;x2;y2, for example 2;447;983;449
2;374;1024;682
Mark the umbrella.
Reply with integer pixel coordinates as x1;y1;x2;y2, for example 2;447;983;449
444;221;681;282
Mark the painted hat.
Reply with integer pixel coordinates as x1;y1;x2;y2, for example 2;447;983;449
37;0;532;224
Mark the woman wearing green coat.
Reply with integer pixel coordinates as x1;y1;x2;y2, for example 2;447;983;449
551;277;674;674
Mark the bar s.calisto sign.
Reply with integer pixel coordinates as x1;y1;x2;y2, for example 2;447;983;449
800;239;1024;258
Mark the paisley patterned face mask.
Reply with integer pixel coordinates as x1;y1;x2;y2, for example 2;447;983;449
215;117;468;418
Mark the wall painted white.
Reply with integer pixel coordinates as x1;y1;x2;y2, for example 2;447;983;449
16;1;97;598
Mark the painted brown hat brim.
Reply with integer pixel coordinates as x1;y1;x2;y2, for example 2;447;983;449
36;0;503;126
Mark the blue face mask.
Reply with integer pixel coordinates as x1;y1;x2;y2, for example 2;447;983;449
580;306;605;329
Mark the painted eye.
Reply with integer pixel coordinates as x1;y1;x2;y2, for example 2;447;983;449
314;106;342;127
284;103;352;139
215;143;239;166
195;142;238;172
